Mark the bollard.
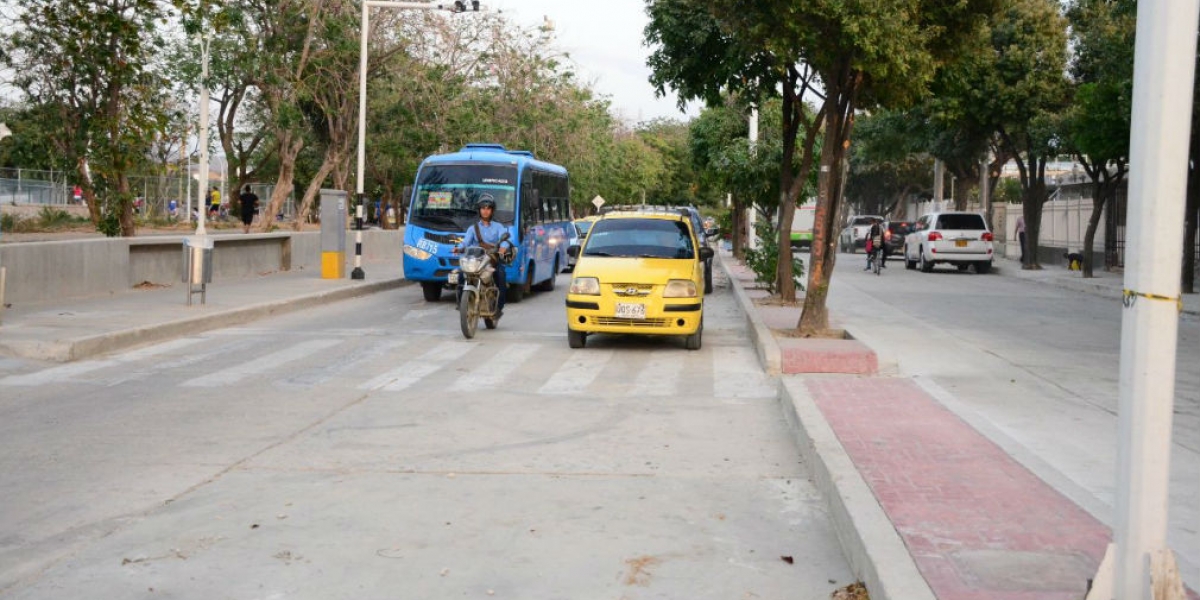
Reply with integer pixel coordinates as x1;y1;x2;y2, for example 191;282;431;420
351;193;365;280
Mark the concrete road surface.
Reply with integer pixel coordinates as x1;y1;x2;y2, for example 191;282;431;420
0;270;852;599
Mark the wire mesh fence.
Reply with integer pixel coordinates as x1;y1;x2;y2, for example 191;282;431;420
0;169;299;224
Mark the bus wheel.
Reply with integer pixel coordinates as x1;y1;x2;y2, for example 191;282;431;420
507;282;526;304
421;282;442;302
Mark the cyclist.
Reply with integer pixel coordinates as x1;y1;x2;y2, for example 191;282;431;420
864;218;885;271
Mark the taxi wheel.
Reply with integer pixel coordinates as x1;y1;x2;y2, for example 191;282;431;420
568;329;587;349
684;320;703;350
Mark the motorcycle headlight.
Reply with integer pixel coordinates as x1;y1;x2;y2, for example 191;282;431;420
403;244;432;260
663;279;697;298
569;277;600;295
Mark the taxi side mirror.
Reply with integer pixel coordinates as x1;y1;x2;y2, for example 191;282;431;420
567;245;580;258
699;246;714;261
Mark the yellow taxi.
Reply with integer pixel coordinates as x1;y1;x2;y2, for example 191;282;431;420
565;210;714;350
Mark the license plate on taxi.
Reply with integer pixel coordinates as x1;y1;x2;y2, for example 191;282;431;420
615;302;646;319
955;239;968;248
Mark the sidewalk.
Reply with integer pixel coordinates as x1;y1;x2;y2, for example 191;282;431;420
991;255;1199;317
0;263;405;362
716;251;1124;600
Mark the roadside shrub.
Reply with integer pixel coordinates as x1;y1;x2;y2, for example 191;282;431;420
36;206;76;228
744;219;804;294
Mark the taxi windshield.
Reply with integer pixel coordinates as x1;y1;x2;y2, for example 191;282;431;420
583;219;694;259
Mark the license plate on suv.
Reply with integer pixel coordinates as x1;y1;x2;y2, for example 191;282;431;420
615;303;646;319
955;239;968;248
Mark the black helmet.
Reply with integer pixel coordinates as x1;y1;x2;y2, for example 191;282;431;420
477;194;496;209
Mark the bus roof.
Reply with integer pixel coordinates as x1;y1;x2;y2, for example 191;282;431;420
419;143;567;175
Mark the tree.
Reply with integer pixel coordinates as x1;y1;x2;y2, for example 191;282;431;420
690;0;999;334
845;111;934;218
950;0;1070;270
2;0;173;236
1065;0;1134;278
645;0;824;301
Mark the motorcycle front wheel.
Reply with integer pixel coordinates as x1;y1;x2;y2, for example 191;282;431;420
459;290;478;339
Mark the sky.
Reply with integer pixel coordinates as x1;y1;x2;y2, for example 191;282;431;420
488;0;701;124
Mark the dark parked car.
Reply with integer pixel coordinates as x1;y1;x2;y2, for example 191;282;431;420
884;221;911;254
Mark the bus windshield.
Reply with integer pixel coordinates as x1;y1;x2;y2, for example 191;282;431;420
410;164;517;231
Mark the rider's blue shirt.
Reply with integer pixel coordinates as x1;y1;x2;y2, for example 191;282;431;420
461;219;508;248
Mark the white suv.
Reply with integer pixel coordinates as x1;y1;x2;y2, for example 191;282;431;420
903;212;994;274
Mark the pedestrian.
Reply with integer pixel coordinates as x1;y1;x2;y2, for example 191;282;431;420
209;187;221;218
239;185;259;233
168;199;178;220
72;185;82;205
1016;214;1027;265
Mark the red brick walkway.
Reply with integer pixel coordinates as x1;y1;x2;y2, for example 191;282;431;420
806;378;1110;600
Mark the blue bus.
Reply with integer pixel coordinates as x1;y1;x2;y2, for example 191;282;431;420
403;143;573;302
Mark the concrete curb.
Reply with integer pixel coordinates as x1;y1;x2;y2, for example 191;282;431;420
779;379;936;600
0;278;408;362
716;251;934;600
715;252;780;375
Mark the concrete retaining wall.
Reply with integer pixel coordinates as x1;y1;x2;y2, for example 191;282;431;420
0;229;403;305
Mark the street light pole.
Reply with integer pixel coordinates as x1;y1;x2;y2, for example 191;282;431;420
355;1;481;279
195;33;211;237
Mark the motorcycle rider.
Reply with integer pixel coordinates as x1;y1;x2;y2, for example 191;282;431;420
454;194;511;317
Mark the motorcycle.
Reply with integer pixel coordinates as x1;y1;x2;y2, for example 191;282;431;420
450;234;511;339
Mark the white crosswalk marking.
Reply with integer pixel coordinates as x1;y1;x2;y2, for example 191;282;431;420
713;346;777;400
537;350;614;395
180;339;343;388
630;353;685;397
99;339;260;387
0;337;206;387
280;338;410;388
358;341;473;392
447;343;539;392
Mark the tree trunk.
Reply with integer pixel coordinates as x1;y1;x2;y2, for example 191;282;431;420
1022;171;1048;270
1183;165;1199;294
798;74;858;335
257;134;304;232
731;198;746;260
294;155;339;232
1082;181;1107;279
117;173;136;237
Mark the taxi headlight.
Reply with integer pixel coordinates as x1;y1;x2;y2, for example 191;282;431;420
663;279;697;298
403;244;432;260
569;277;600;295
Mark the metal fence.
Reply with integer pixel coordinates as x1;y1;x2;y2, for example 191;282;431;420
0;168;299;223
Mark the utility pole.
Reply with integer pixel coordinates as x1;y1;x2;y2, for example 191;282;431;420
1087;0;1200;598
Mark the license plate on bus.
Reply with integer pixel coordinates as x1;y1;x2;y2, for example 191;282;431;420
955;239;968;248
615;302;646;319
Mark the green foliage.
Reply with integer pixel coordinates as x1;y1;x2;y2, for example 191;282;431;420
0;213;18;233
744;220;804;294
36;207;76;228
996;178;1023;204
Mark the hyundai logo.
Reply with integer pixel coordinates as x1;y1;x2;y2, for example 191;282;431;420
625;287;639;295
